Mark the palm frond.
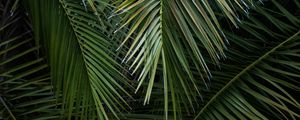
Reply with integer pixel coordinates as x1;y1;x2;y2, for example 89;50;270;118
195;0;300;119
2;0;300;120
103;0;261;119
24;0;134;119
0;1;60;119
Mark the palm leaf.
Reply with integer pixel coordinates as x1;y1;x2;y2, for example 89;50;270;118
195;0;300;119
100;0;260;119
2;0;300;120
23;0;134;119
0;1;60;119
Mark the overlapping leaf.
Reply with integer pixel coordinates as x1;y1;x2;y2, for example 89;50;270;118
2;0;300;120
105;0;259;119
195;0;300;119
24;0;134;119
0;1;60;119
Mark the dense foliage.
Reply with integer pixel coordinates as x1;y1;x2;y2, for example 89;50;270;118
1;0;300;119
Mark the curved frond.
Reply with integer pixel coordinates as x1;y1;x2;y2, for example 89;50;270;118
110;0;260;118
195;1;300;119
24;0;133;119
0;1;59;119
2;0;300;120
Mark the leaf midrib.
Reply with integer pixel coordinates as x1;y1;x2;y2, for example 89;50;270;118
194;30;300;119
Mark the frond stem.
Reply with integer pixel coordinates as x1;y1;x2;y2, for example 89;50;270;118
194;30;300;119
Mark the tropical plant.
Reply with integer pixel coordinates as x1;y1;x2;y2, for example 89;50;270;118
1;0;300;120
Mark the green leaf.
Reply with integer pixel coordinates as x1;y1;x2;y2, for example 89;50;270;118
24;0;133;119
195;1;300;119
